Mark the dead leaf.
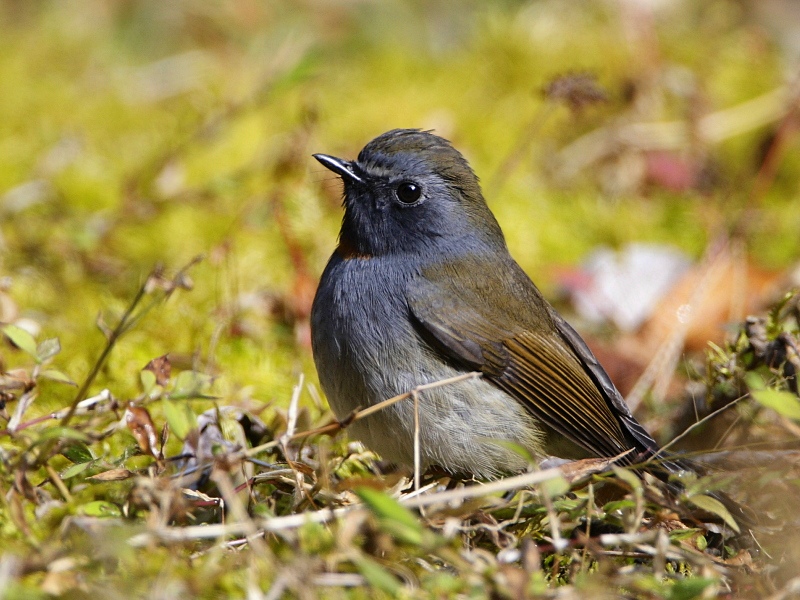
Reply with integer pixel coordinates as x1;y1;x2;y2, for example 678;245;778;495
143;354;171;386
558;452;632;484
636;246;784;353
724;549;758;570
0;368;35;393
124;404;159;459
88;469;134;482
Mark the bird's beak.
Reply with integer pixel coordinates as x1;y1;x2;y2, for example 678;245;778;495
313;153;364;184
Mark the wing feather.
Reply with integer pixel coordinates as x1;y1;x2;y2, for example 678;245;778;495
408;258;646;461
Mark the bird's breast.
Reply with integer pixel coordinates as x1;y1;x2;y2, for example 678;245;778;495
311;253;416;407
310;253;545;477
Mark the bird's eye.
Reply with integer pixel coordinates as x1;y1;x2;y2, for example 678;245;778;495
396;182;422;204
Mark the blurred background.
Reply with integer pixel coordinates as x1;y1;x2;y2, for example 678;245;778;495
2;0;798;417
1;0;800;594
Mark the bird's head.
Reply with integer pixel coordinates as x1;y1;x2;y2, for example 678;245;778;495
314;129;505;259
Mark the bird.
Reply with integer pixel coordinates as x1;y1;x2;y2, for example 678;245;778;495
309;129;747;532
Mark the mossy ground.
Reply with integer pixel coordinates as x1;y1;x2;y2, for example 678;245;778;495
1;1;799;598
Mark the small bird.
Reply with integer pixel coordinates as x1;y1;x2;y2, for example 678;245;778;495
310;129;689;482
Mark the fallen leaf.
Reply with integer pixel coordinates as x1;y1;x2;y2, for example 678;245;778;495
558;454;628;484
88;469;134;482
143;354;171;387
124;404;159;459
636;245;784;353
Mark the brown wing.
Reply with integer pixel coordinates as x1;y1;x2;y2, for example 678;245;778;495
548;310;661;456
408;257;655;461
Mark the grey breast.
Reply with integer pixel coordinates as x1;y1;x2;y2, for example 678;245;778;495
311;254;544;477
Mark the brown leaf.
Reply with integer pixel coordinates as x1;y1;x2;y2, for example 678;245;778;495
124;404;159;459
88;468;134;482
143;354;171;386
724;549;758;570
636;245;784;353
334;473;405;494
0;368;35;393
286;459;315;477
558;453;628;484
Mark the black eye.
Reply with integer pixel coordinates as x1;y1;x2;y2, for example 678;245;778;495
396;182;422;204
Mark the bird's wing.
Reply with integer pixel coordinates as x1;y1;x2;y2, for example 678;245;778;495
407;257;657;460
548;310;661;455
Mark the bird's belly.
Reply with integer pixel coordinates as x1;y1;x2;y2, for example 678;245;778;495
311;257;544;478
357;366;546;478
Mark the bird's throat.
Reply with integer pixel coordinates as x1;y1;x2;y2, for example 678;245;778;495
335;234;373;260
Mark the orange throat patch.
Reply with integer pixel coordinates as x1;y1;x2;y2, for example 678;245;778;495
336;237;372;260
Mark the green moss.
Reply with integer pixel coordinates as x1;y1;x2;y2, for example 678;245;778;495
0;1;795;596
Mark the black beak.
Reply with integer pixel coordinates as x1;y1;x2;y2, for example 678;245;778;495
313;153;364;184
